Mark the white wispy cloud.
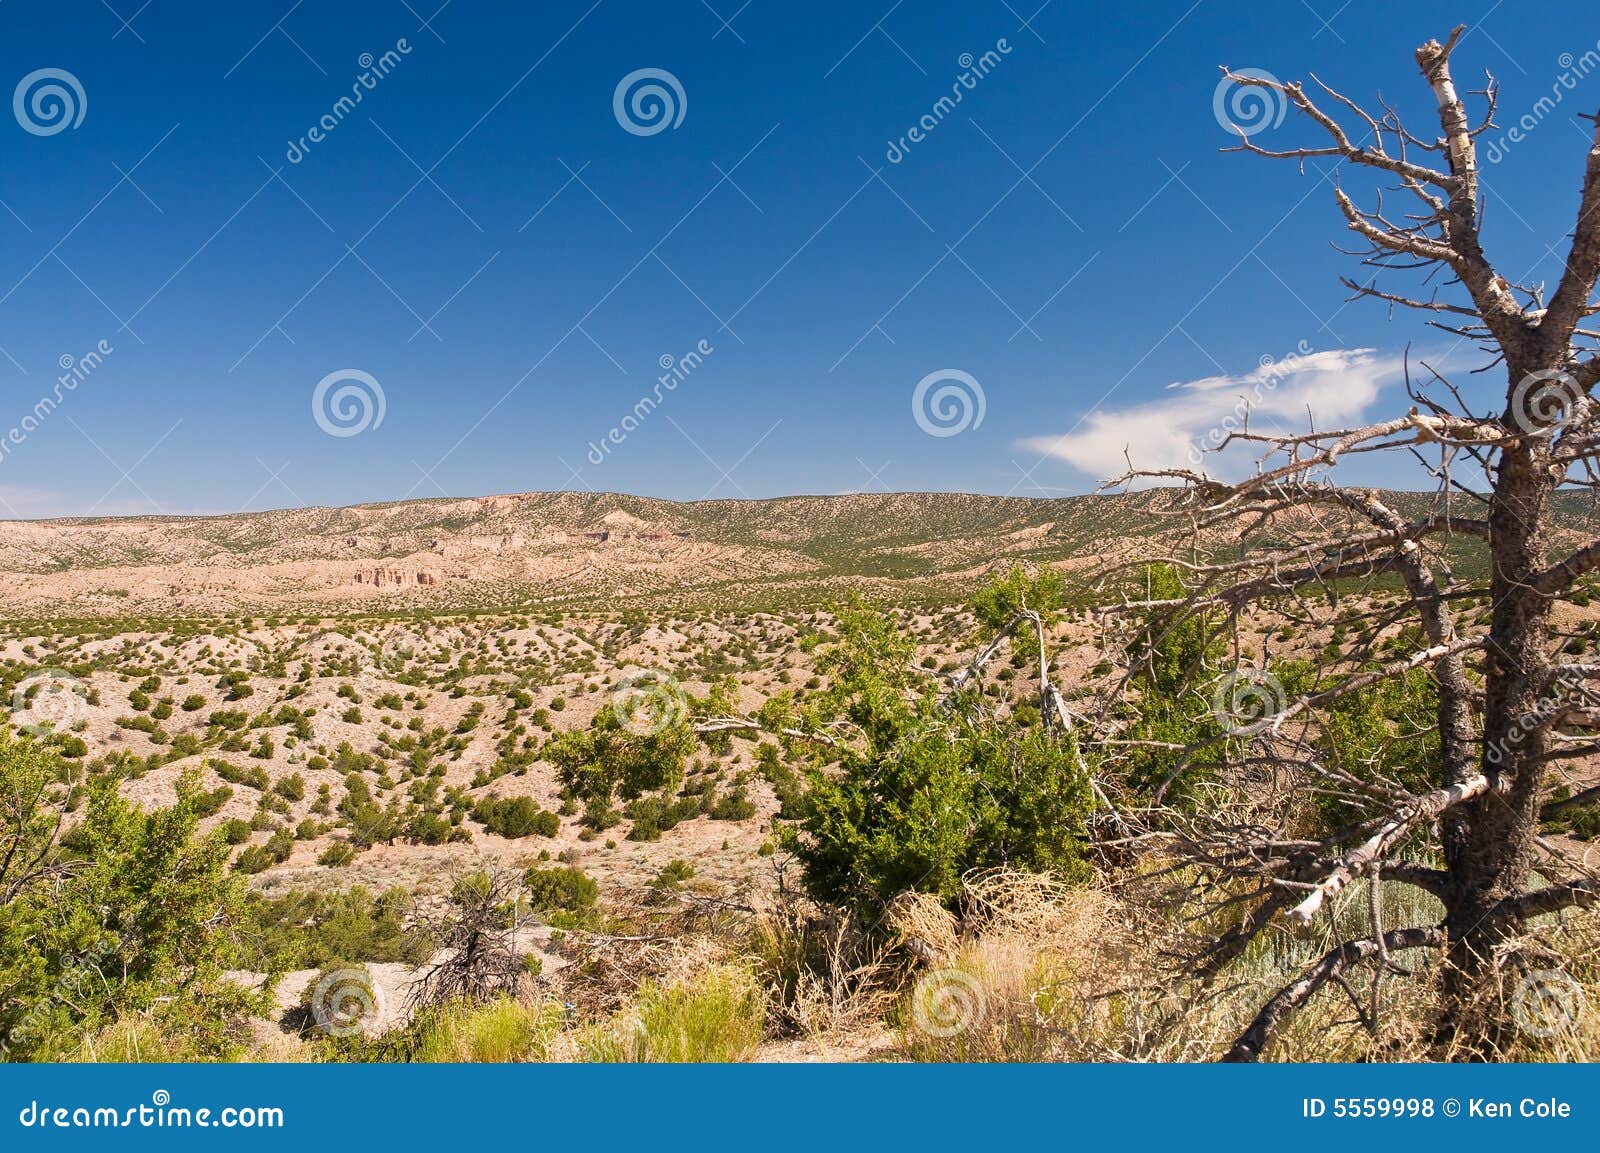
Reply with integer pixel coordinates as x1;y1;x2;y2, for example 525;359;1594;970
1018;347;1409;484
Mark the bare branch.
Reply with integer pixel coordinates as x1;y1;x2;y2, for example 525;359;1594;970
1286;775;1492;925
1221;926;1446;1062
1531;535;1600;596
1541;114;1600;347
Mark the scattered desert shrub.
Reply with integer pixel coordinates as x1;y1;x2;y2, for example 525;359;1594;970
650;858;695;896
52;734;88;759
793;597;1092;913
0;735;265;1061
546;709;695;820
318;841;357;867
473;794;559;839
232;844;274;874
754;743;805;818
623;793;701;841
710;786;755;821
237;885;431;970
190;784;233;818
296;962;382;1038
524;866;598;918
167;733;202;758
212;760;268;790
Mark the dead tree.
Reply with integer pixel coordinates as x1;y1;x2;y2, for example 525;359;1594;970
408;870;527;1008
1098;27;1600;1058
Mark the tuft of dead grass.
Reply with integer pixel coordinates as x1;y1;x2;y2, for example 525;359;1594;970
889;869;1152;1062
749;892;899;1042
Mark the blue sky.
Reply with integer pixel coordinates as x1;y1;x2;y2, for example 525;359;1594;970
0;0;1593;516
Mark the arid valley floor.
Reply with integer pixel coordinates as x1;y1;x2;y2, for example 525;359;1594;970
8;489;1600;1061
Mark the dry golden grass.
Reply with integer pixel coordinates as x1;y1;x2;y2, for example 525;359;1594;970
821;870;1600;1064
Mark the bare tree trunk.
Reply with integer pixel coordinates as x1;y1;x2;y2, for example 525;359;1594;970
1443;377;1557;1044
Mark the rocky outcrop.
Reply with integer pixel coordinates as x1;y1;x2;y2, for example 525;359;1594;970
354;568;437;587
565;530;692;544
